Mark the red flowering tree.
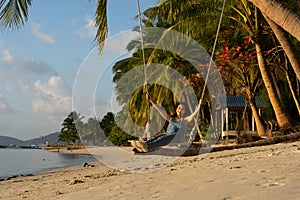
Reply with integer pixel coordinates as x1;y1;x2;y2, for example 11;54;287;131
215;26;266;136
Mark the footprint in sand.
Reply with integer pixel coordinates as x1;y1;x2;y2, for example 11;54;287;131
257;176;286;188
267;182;285;187
254;169;270;174
151;191;166;199
222;197;235;200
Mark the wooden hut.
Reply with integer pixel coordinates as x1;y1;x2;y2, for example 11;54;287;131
217;95;266;139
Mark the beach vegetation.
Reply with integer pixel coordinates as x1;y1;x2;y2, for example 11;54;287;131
99;112;115;137
108;125;137;146
100;112;138;146
59;111;81;144
77;117;106;146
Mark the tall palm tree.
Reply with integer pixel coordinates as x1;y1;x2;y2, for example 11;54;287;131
230;0;294;128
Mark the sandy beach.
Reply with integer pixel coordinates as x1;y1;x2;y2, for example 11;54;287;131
1;140;300;200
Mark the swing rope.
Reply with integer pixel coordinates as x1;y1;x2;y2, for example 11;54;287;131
187;0;227;142
136;0;148;92
196;0;227;119
135;0;227;135
136;0;151;123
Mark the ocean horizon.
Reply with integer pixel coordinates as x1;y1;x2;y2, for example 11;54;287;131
0;148;96;179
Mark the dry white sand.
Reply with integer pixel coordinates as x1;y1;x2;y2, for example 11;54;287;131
1;140;300;200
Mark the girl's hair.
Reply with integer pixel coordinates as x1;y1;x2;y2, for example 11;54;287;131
170;103;187;118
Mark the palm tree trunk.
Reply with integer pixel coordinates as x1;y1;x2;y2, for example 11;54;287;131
271;72;284;106
249;98;266;136
264;15;300;81
249;0;300;41
284;59;300;116
255;43;293;127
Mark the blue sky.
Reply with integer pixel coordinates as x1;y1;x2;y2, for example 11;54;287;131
0;0;157;140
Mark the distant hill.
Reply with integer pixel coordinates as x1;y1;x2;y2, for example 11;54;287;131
0;132;60;146
0;135;24;145
23;132;60;145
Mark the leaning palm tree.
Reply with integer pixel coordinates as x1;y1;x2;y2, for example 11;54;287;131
261;0;300;81
248;0;300;41
263;15;300;81
264;15;300;116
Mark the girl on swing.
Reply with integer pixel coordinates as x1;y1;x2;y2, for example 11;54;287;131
131;92;200;153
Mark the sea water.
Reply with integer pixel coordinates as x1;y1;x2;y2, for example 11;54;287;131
0;148;96;179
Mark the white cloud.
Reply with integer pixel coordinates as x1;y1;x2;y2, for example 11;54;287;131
0;43;14;65
31;23;56;45
19;58;57;75
4;83;14;91
74;15;97;39
0;55;57;85
32;76;71;116
18;80;29;94
0;42;57;81
106;31;138;54
1;49;14;64
0;93;13;113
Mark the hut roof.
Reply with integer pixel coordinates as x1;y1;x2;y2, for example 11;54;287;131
219;95;267;108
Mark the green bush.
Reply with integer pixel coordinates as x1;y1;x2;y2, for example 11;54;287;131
198;118;209;137
107;125;137;146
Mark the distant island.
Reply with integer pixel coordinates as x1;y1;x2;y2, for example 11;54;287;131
0;132;60;148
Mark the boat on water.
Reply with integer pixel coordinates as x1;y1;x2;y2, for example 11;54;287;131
19;145;43;149
0;144;42;149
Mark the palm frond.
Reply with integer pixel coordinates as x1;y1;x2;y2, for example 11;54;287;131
94;0;108;54
0;0;32;30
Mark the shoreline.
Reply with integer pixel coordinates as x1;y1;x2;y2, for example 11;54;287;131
43;146;93;155
0;147;96;181
0;139;299;199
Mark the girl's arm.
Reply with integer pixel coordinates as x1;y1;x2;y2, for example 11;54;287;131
146;93;170;122
184;103;201;123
